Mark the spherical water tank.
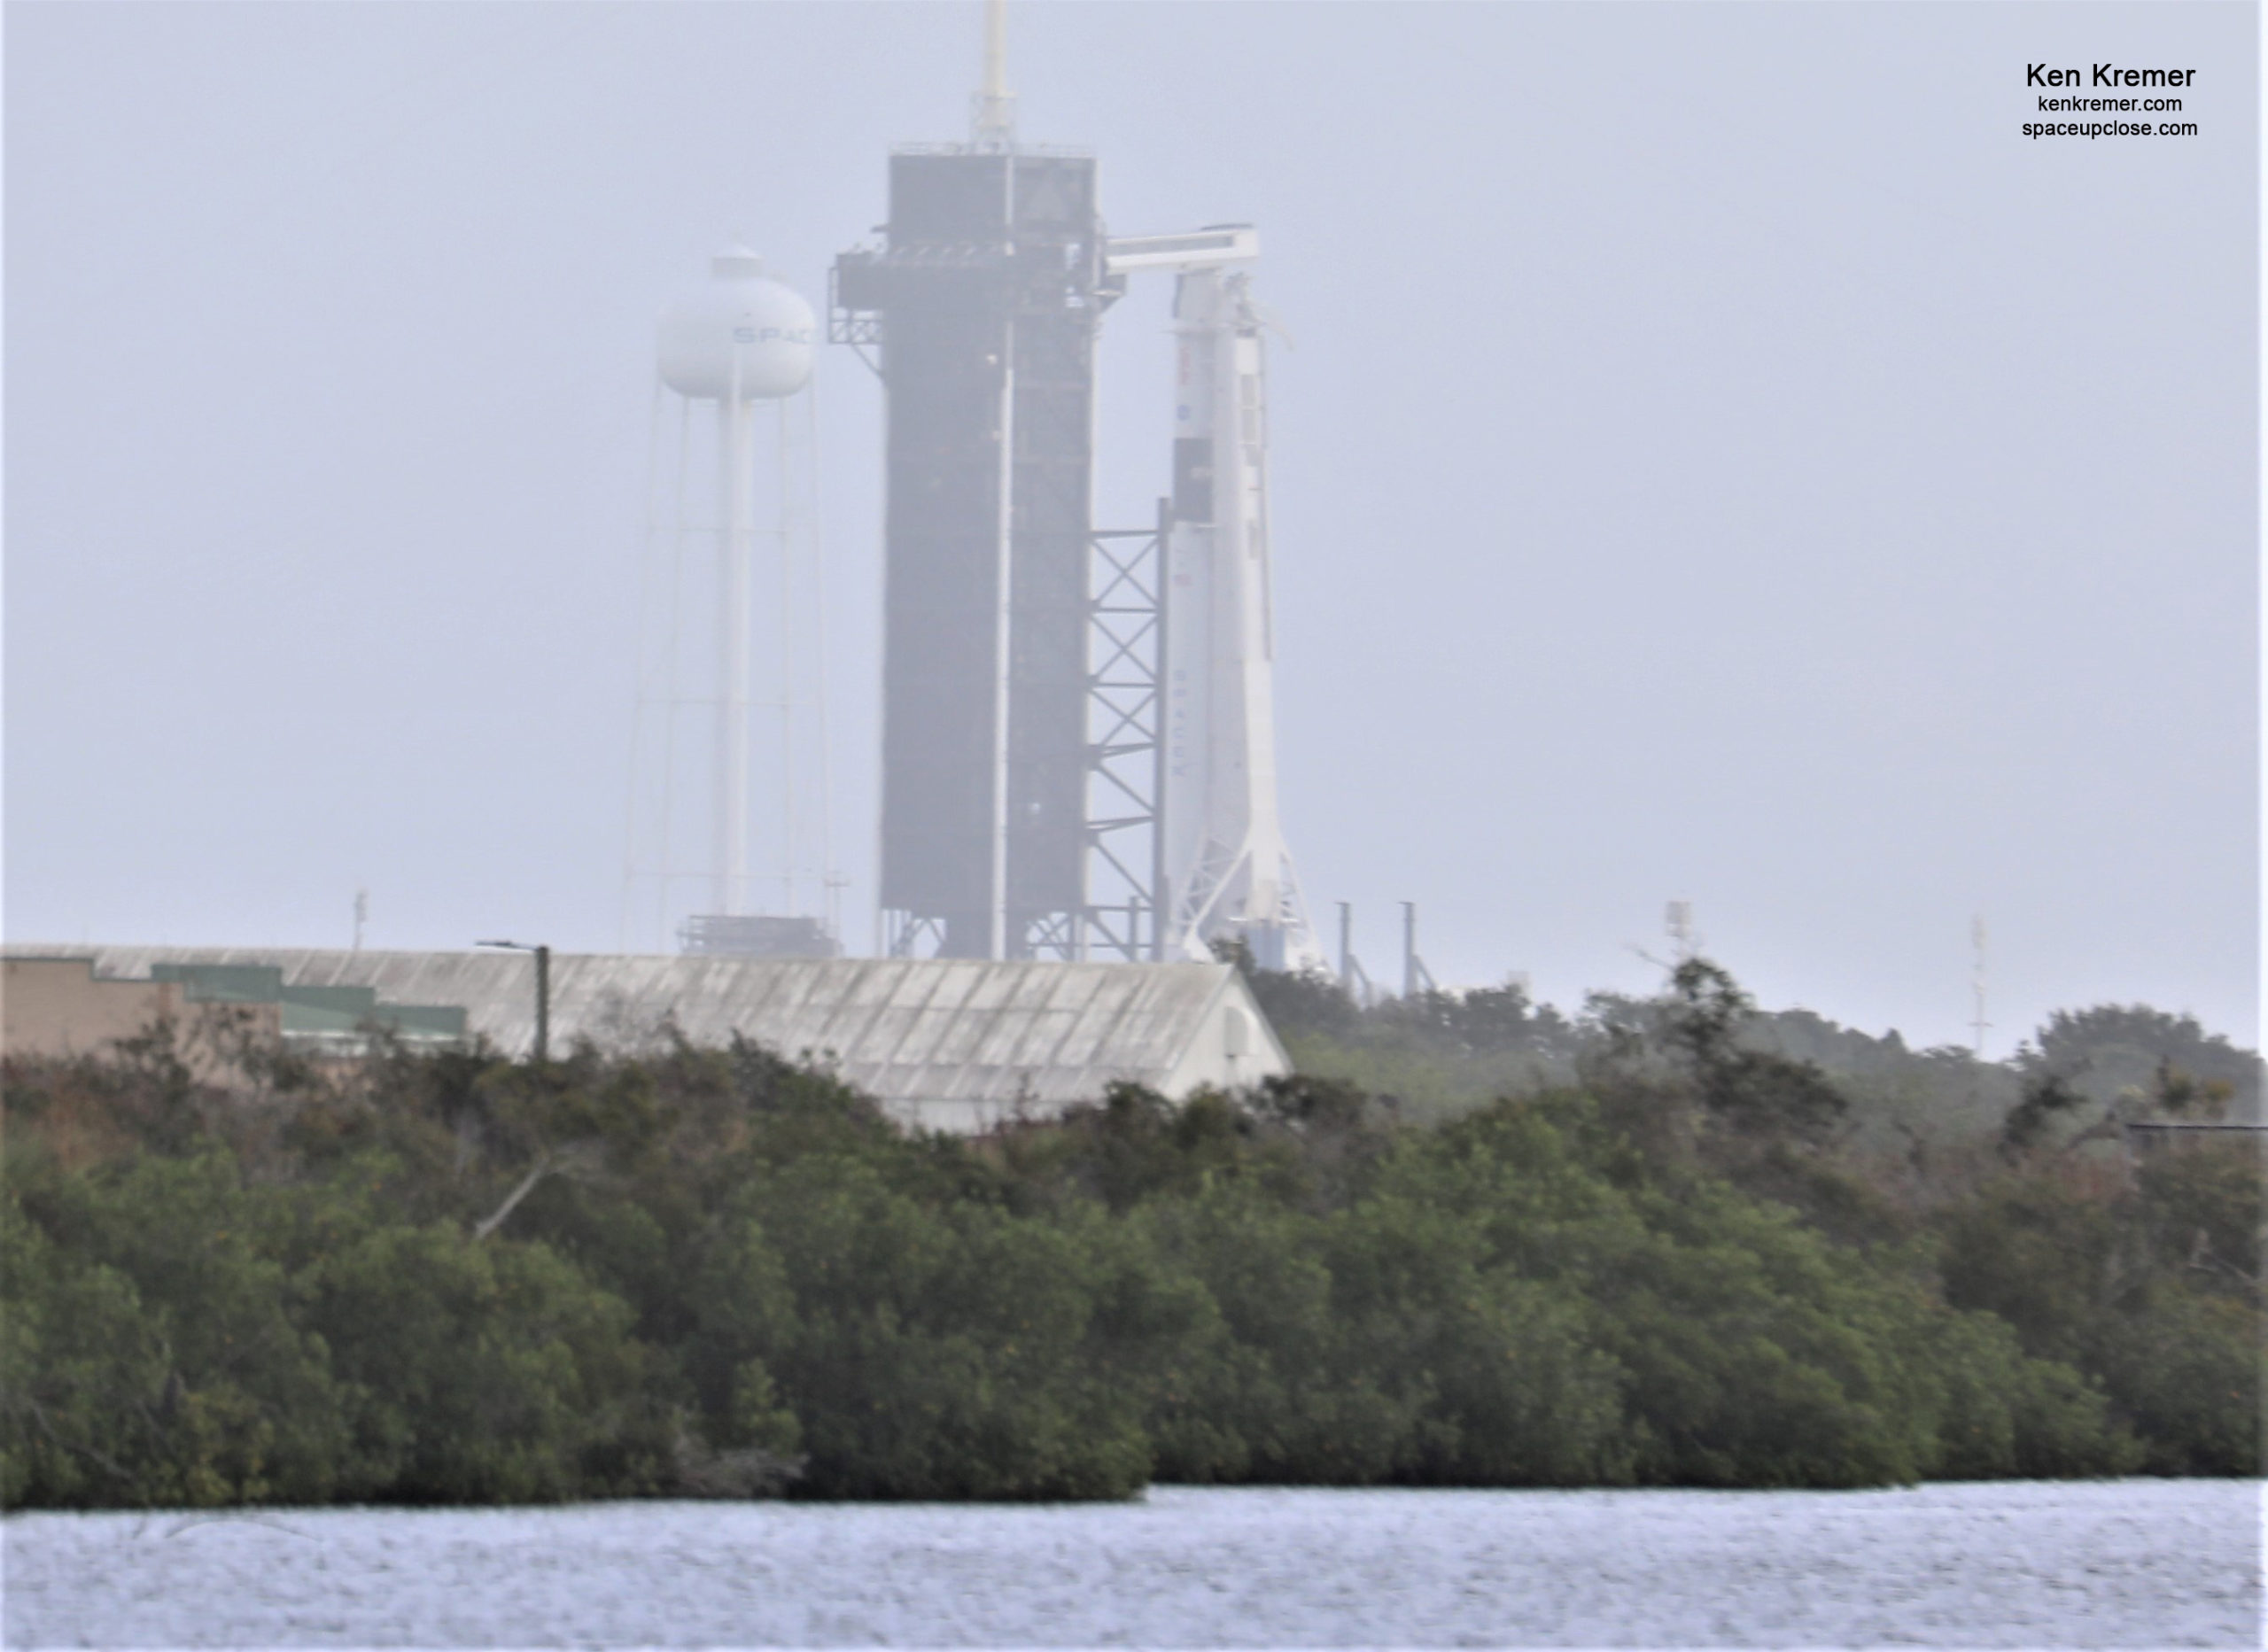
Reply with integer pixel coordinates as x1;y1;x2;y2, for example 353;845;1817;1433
657;247;814;401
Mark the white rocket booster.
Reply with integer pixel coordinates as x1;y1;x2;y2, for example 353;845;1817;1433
1107;228;1322;971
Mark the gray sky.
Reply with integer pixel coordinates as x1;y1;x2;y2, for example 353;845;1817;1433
7;2;2256;1051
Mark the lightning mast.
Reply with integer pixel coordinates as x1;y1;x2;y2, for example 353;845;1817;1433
972;0;1014;147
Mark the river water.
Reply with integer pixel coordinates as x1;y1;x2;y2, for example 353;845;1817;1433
4;1480;2257;1648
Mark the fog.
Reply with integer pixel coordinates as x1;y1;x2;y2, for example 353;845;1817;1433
6;2;2256;1050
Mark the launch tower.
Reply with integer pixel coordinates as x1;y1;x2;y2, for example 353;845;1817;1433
831;26;1115;959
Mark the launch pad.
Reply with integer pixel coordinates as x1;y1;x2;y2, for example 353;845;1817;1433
828;4;1321;970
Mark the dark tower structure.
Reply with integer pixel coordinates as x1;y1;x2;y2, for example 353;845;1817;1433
834;149;1116;958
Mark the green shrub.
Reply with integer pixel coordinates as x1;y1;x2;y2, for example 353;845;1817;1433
1;991;2249;1506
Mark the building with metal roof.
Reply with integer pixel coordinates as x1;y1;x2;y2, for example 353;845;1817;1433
3;955;464;1066
19;949;1291;1133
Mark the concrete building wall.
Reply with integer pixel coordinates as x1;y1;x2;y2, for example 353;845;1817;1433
1157;989;1293;1105
1;957;279;1067
4;958;183;1059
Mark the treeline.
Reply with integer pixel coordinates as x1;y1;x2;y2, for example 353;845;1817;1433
1246;948;2264;1142
2;961;2257;1508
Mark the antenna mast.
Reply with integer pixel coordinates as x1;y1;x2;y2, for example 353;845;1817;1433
1666;900;1698;963
972;0;1015;149
1970;915;1991;1057
1400;901;1437;998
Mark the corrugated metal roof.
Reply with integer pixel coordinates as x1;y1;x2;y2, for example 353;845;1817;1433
28;947;1280;1119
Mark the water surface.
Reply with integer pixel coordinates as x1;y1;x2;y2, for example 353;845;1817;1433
5;1479;2258;1648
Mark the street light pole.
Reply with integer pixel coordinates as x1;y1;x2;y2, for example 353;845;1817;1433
475;939;551;1063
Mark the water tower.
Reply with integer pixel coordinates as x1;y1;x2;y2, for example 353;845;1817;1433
624;248;838;957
